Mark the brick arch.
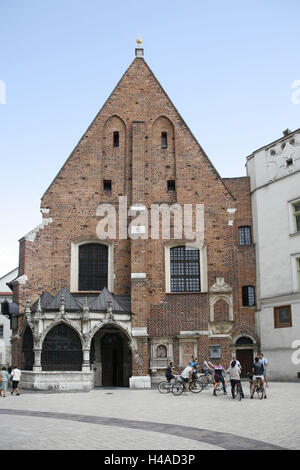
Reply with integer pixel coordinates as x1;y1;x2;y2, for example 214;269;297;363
214;298;230;321
102;115;127;194
152;116;175;153
151;116;176;200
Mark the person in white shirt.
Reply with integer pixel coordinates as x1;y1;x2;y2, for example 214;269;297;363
230;356;241;370
226;360;245;399
11;367;21;396
180;365;194;393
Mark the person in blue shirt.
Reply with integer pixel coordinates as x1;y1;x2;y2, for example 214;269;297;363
1;367;10;398
189;357;199;381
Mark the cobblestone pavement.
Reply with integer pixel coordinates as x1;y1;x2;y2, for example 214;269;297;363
0;382;299;450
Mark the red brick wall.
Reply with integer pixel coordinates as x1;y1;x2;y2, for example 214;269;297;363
13;57;257;373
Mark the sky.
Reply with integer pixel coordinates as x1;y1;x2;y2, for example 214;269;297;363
0;0;300;278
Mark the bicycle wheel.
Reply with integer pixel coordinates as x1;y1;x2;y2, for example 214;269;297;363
158;381;171;394
172;381;185;396
214;382;223;396
189;380;203;393
199;376;209;389
257;387;264;400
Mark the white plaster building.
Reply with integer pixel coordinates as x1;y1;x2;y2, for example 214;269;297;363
0;268;18;367
246;128;300;381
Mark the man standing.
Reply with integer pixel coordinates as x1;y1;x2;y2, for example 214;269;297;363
11;366;21;396
258;353;269;387
250;357;267;399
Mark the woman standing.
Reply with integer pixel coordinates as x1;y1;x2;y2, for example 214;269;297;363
0;367;10;397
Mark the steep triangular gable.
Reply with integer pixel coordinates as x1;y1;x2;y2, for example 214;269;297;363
41;54;235;205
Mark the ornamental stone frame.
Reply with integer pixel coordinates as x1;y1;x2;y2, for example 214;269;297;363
16;294;134;391
178;335;198;367
209;277;234;323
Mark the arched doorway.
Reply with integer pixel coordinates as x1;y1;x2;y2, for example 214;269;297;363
91;326;132;387
41;323;83;371
235;336;255;377
22;326;34;371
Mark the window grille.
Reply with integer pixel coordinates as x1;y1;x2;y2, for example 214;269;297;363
41;323;83;371
238;226;252;245
170;246;200;292
79;243;108;291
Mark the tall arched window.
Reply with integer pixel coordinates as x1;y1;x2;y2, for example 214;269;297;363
41;323;82;371
170;246;200;292
79;243;108;291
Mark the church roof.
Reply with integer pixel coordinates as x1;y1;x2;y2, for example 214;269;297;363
31;286;131;314
44;286;82;311
87;287;131;313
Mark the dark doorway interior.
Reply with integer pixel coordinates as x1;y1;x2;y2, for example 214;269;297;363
22;326;34;371
236;349;253;377
101;332;124;387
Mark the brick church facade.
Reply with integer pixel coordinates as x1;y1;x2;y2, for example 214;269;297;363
9;47;258;390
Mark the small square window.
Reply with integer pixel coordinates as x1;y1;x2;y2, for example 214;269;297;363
210;346;221;359
167;180;176;191
103;180;112;191
274;305;292;328
0;325;3;338
238;226;252;245
286;158;293;167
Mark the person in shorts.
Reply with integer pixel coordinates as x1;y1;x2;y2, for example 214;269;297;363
180;365;194;394
0;367;10;398
250;357;267;399
258;353;269;387
11;366;21;396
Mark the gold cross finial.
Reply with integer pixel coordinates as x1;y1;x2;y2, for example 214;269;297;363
136;36;143;48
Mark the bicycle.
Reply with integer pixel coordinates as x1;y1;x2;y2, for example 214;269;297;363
213;374;228;396
198;372;215;389
158;379;175;394
172;378;203;395
248;374;264;399
235;381;243;401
